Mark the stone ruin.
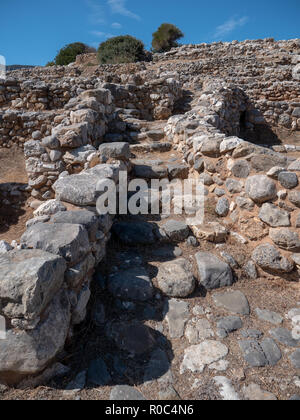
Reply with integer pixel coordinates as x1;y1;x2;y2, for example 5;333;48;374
0;38;299;399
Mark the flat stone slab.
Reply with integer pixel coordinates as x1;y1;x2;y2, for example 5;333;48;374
0;249;66;320
51;210;100;241
213;291;250;315
240;337;282;367
195;252;233;290
108;267;154;302
269;328;300;347
110;385;146;401
180;341;228;374
255;308;283;325
165;299;189;339
243;383;277;401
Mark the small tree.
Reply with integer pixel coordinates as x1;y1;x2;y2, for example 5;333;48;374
54;42;92;66
97;35;146;64
152;23;184;53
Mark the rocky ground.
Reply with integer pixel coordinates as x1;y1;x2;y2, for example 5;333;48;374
0;112;299;401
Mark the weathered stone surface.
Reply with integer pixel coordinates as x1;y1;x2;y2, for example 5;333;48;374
21;223;90;265
217;316;243;335
215;197;230;217
289;349;300;369
72;284;91;325
239;340;268;367
260;338;282;366
162;220;190;242
185;319;214;344
270;328;299;347
53;164;119;206
168;163;189;179
33;200;66;217
195;252;233;290
191;222;228;243
255;308;283;325
259;203;290;227
108;267;154;302
0;249;66;320
288;191;300;207
278;172;298;189
225;179;243;194
165;299;189;339
99;142;130;161
110;385;146;401
112;222;155;245
157;258;196;298
180;341;228;373
213;291;250;315
213;376;240;401
243;383;277;401
231;160;250;178
245;175;277;203
51;210;100;241
0;291;71;375
270;228;300;251
252;244;294;274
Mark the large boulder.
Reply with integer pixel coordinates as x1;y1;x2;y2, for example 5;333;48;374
0;291;71;379
0;249;66;320
195;252;233;290
245;176;277;204
99;142;130;162
21;223;90;266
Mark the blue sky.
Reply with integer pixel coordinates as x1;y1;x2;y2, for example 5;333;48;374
1;0;299;65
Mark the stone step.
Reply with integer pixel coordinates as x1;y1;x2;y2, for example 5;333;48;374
130;142;172;153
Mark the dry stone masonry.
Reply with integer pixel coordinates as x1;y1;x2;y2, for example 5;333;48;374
0;38;299;400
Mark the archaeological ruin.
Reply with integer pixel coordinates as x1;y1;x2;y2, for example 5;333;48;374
0;38;300;400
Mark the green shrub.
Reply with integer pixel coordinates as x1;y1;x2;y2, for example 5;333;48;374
97;35;146;64
152;23;184;53
54;42;93;66
46;61;55;67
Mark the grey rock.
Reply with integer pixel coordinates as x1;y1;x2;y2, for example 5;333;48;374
195;252;233;290
289;349;300;369
231;160;250;178
278;172;298;189
236;196;255;211
213;376;241;401
241;329;263;339
180;341;228;374
255;308;283;325
270;228;300;251
108;267;154;302
110;385;146;401
133;164;168;179
260;338;282;366
144;348;171;384
243;260;258;279
168;163;189;180
0;249;66;320
252;244;294;274
259;203;290;227
0;290;71;375
99;142;130;161
72;284;91;325
288;191;300;207
21;223;90;265
245;175;277;203
213;291;250;316
226;179;243;194
215;197;230;217
217;316;243;334
270;328;300;347
239;340;268;367
165;299;189;339
214;188;226;197
157;258;196;298
162;220;190;242
51;210;100;241
33;199;66;217
112;222;155;245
